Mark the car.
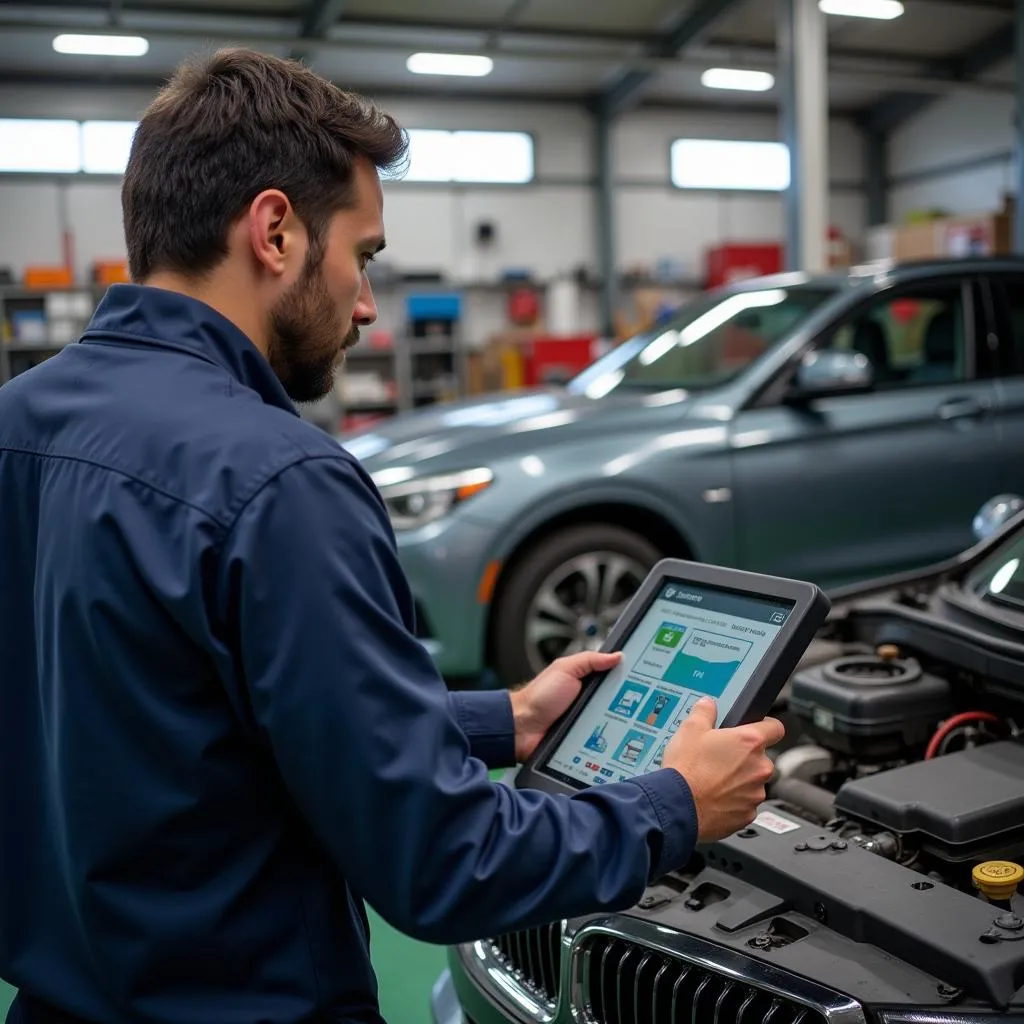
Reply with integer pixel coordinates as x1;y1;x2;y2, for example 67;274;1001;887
340;257;1024;688
432;495;1024;1024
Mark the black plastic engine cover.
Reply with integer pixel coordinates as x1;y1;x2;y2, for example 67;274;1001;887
789;653;952;761
835;740;1024;862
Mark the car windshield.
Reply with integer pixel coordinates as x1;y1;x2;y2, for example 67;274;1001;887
567;284;838;397
965;525;1024;617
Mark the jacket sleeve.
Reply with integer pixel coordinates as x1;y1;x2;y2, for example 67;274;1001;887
448;690;517;771
216;454;698;945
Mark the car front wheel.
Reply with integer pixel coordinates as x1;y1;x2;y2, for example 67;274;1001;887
492;524;662;686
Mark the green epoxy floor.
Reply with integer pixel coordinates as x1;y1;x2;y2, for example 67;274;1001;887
0;910;447;1023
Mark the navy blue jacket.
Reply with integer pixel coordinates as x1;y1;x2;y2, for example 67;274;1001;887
0;284;698;1024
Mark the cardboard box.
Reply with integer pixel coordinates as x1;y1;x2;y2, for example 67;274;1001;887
892;211;1012;262
893;221;942;261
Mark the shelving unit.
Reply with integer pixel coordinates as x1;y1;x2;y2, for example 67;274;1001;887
336;279;470;430
1;286;104;385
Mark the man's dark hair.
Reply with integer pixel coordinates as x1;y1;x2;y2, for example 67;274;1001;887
122;48;408;281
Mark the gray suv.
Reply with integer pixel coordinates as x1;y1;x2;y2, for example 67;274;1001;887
341;258;1024;687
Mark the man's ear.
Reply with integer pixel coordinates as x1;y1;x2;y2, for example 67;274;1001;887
248;190;300;277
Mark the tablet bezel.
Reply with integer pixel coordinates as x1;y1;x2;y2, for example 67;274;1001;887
514;557;830;796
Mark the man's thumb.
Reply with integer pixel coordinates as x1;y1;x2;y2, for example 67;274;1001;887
683;697;717;730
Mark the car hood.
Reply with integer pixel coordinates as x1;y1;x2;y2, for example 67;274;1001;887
339;387;707;474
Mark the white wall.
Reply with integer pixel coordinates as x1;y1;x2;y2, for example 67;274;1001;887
613;109;864;274
0;85;867;343
889;81;1016;219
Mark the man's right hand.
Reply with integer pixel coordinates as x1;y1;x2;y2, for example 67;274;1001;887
662;697;783;842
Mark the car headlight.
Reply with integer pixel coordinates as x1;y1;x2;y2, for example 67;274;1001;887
374;468;494;531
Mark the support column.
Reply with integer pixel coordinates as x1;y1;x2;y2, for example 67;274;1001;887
778;0;829;272
865;129;889;228
594;109;619;338
1015;0;1024;253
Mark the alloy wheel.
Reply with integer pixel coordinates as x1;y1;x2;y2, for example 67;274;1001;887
523;551;649;675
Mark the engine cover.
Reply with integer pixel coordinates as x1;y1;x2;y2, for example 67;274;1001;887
789;652;952;761
834;740;1024;863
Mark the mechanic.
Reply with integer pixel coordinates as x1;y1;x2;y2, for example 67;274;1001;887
0;49;783;1024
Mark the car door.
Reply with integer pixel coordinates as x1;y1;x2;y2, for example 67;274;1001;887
980;273;1024;499
728;276;999;588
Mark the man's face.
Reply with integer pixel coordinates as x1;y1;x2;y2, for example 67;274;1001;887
267;157;385;403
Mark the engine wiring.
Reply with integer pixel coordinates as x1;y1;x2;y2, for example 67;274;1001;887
924;711;1002;760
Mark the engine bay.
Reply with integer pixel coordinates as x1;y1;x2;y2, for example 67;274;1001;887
708;529;1024;1006
779;644;1024;879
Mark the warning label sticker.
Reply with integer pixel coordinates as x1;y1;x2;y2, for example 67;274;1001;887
754;811;801;835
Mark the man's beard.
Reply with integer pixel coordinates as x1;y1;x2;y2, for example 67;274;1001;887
267;254;358;404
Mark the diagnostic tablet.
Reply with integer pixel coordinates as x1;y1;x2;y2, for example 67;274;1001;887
516;558;830;796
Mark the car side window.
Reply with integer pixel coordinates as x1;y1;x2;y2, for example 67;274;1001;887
818;286;967;390
993;275;1024;375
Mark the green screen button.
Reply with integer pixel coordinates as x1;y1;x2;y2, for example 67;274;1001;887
655;625;685;649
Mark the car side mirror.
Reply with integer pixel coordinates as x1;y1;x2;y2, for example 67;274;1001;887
787;349;874;403
972;494;1024;542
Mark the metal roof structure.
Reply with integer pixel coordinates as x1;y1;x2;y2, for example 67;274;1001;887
0;0;1014;124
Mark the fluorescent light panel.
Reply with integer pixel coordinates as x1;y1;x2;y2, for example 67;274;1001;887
53;33;149;56
818;0;904;19
701;68;775;92
406;52;493;77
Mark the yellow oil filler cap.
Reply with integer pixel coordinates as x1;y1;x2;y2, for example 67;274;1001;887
973;861;1024;902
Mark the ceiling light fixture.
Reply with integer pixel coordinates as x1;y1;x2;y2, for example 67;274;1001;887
53;33;150;57
701;67;775;92
818;0;904;19
406;52;494;77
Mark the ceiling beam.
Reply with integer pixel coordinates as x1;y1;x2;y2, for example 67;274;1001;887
299;0;346;40
598;0;748;119
486;0;532;47
858;24;1013;134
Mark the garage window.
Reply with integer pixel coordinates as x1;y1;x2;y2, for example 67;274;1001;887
81;121;138;174
0;119;82;173
670;138;790;191
403;129;534;184
0;119;536;185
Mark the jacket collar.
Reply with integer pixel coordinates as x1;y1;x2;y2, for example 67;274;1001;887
81;283;298;416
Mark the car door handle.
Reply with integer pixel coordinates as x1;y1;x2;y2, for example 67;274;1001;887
937;397;987;421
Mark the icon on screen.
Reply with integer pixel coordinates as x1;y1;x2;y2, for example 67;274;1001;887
771;611;787;624
665;587;676;599
609;682;650;719
654;623;686;649
639;690;681;729
612;730;656;767
652;739;668;769
584;723;610;754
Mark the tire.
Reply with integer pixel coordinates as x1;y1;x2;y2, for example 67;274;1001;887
492;524;663;687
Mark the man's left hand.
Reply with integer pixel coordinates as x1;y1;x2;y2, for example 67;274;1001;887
509;651;623;763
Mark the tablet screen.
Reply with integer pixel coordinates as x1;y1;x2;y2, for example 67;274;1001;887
539;579;794;788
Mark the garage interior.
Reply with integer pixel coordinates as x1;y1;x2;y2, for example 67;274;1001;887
2;0;1023;1020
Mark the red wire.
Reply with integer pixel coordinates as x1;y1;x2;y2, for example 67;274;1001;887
924;711;1000;760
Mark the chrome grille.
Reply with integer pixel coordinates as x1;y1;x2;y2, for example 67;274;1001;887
490;922;564;1004
577;934;828;1024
